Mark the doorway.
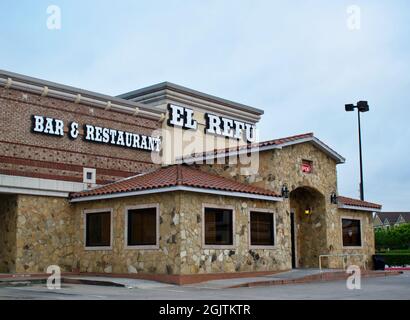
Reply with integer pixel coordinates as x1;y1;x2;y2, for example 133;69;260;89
289;186;327;268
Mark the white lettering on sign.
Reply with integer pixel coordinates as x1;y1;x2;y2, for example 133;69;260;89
83;124;161;152
166;104;257;143
31;115;161;153
167;104;198;130
69;122;79;139
205;113;257;142
32;115;64;136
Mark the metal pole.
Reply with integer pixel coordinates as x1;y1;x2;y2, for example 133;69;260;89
357;109;364;200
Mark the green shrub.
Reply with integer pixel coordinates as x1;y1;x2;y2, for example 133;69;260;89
376;253;410;267
375;223;410;251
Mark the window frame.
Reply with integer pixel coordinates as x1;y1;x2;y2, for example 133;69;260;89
340;216;363;249
248;208;276;249
124;204;160;250
83;208;113;251
202;204;235;249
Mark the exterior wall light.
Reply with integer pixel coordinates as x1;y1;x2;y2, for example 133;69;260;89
330;192;338;204
281;184;289;199
304;208;312;215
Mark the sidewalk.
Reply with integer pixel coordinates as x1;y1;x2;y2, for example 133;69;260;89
184;269;402;289
0;269;401;289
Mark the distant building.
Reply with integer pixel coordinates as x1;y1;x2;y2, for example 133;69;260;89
374;212;410;229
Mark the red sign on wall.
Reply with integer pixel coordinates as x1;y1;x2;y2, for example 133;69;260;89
301;160;313;173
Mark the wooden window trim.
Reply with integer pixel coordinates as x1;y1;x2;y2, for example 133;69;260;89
202;203;235;249
83;208;113;251
248;208;276;249
124;204;160;250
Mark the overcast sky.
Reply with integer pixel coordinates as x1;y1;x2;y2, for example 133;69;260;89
1;1;409;210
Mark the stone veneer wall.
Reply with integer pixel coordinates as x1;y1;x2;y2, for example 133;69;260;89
72;193;181;275
0;194;17;273
178;192;290;274
15;195;74;273
196;143;338;202
326;209;375;269
196;143;339;264
195;143;373;268
72;191;290;275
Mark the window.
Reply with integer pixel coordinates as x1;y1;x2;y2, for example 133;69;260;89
204;207;233;246
301;160;313;173
250;211;275;246
342;218;362;247
85;210;111;248
83;167;96;184
127;206;158;247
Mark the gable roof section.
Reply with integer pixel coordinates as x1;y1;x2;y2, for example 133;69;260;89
70;165;282;202
178;133;345;164
375;212;410;225
338;196;382;212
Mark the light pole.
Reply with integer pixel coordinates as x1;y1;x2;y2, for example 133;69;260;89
345;101;369;201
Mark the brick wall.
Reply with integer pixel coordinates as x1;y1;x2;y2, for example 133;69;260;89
0;87;160;183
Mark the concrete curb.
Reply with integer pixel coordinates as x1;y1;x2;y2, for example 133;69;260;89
226;270;403;288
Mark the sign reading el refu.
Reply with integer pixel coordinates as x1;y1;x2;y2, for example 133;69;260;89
31;115;161;152
167;104;257;142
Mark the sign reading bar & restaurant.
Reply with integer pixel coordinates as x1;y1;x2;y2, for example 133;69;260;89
31;115;161;152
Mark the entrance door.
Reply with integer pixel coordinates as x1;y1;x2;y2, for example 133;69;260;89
290;210;296;269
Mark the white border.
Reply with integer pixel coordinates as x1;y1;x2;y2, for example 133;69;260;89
202;203;236;249
124;203;160;250
340;216;364;249
338;203;381;212
70;185;283;203
177;136;346;164
248;208;276;249
83;208;114;251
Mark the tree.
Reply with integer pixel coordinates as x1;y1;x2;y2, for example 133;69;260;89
375;223;410;251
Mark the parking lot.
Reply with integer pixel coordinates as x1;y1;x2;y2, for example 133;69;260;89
0;271;409;300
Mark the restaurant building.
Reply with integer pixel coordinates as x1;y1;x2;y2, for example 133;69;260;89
0;70;382;282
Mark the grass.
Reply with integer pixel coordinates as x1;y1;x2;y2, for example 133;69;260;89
376;249;410;254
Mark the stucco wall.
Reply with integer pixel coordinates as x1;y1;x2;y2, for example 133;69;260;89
0;194;17;273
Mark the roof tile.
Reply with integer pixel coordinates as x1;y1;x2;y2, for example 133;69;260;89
338;196;382;210
70;165;280;200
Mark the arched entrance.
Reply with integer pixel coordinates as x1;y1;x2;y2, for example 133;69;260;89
289;187;327;268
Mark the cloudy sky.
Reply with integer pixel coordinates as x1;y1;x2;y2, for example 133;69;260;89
1;1;409;210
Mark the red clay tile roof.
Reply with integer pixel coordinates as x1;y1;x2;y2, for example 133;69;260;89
70;165;280;200
338;196;382;210
181;133;314;160
257;132;314;147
